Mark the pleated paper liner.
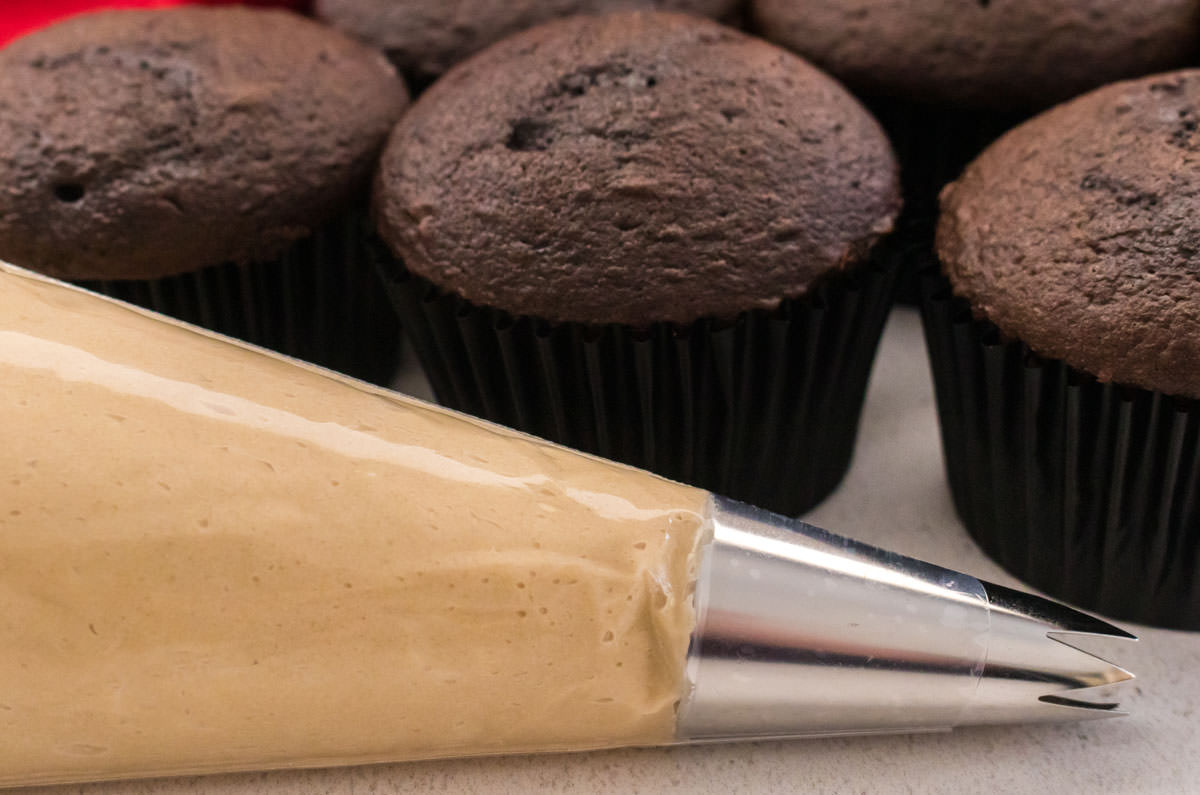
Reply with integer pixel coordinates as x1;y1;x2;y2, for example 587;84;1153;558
921;275;1200;629
78;212;400;386
377;244;900;517
867;98;1026;304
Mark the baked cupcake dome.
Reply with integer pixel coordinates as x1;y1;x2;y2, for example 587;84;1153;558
752;0;1200;112
0;7;409;282
375;12;900;326
938;70;1200;399
316;0;742;80
374;12;902;516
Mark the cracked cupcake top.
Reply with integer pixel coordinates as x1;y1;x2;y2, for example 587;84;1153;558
0;7;408;281
938;70;1200;399
374;12;900;326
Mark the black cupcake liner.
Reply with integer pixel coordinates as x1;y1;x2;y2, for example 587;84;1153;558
921;275;1200;629
78;213;400;386
867;99;1027;304
376;245;899;517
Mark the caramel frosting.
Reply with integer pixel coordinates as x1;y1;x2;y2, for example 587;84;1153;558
0;264;709;787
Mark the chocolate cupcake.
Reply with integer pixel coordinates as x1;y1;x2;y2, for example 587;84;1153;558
751;0;1200;303
315;0;742;83
374;12;902;516
925;70;1200;628
0;7;410;383
752;0;1200;111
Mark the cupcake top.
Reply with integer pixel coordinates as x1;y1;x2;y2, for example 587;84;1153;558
938;70;1200;399
0;7;409;281
315;0;741;80
374;12;900;326
752;0;1200;111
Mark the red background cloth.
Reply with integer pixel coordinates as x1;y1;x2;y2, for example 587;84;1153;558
0;1;309;47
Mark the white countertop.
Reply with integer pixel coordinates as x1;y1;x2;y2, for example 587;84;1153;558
23;307;1199;795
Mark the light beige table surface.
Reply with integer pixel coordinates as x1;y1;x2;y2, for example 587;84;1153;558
21;307;1199;795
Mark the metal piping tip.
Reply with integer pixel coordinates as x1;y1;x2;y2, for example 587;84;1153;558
675;497;1137;742
958;581;1136;726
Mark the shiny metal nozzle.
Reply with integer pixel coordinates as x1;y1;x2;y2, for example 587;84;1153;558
960;580;1135;725
675;497;1136;741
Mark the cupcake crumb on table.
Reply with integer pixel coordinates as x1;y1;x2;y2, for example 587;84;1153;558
373;11;902;516
0;6;410;384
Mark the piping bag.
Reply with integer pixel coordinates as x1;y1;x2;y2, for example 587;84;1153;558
0;263;1134;788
